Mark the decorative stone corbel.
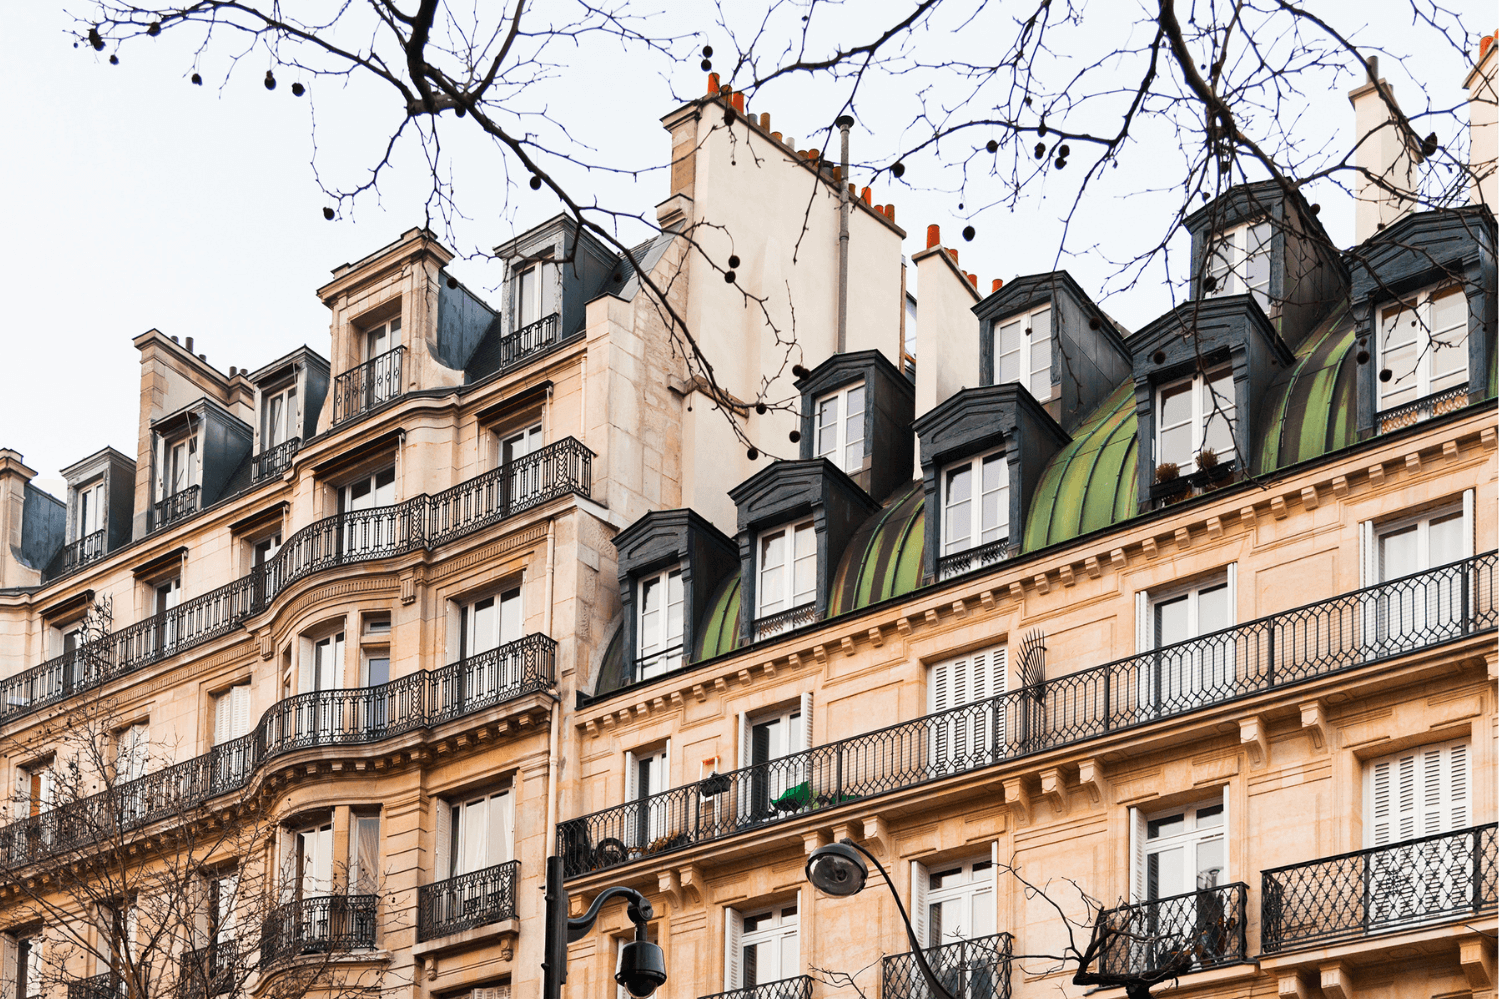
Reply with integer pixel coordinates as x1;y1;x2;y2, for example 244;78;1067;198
657;869;682;909
1299;700;1330;751
423;955;438;981
1319;961;1356;999
677;864;705;906
861;815;893;858
1239;716;1269;769
1460;934;1496;992
1008;581;1025;602
1270;496;1288;520
400;570;418;605
868;626;884;647
1443;439;1460;462
1141;537;1159;560
1002;776;1032;826
1039;768;1070;816
802;830;831;855
1077;759;1110;806
1300;486;1319;510
1276;970;1313;999
1174;527;1191;550
1085;556;1102;578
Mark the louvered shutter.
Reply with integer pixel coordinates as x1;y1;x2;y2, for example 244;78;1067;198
190;873;211;947
724;907;743;989
792;889;803;972
1135;591;1150;653
911;861;931;948
231;685;252;739
2;934;17;996
297;644;315;694
736;712;752;825
624;751;638;803
1364;741;1470;847
435;801;452;881
1219;785;1232;881
797;693;813;752
929;660;952;713
1462;489;1475;558
1449;742;1471;830
214;692;232;746
1128;807;1147;902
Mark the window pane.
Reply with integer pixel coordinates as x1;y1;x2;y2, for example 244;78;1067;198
816;396;839;459
1029;309;1051;400
844;385;866;469
1196;583;1231;634
1159;421;1192;467
944;465;973;554
980;455;1007;543
1154;595;1190;647
997;319;1022;384
1147;846;1183;900
1245;223;1272;310
365;656;390;687
1195;837;1224;889
1428;512;1465;567
1378;524;1418;582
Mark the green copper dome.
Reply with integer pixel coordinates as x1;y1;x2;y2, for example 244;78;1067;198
829;481;926;615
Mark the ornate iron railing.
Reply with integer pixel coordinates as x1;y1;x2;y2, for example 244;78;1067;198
0;635;555;869
752;603;818;642
560;553;1497;877
883;932;1012;999
634;644;684;684
180;943;237;996
1096;882;1247;978
56;529;107;578
0;440;590;727
1376;382;1470;435
251;437;301;482
332;345;405;425
699;975;815;999
417;860;519;941
1261;824;1496;953
153;485;201;530
938;538;1010;581
67;971;121;999
497;312;562;371
260;894;377;969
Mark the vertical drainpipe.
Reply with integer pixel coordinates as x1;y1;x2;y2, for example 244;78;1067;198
836;115;855;354
544;519;561;856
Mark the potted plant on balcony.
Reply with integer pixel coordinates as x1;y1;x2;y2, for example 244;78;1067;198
1148;462;1189;505
1189;448;1234;491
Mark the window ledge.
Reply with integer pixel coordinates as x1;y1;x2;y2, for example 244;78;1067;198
411;917;518;959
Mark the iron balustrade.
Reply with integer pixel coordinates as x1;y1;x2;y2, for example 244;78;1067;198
1095;882;1247;978
67;972;120;999
260;894;378;968
883;932;1013;999
938;538;1010;581
752;603;818;642
153;485;201;530
699;976;815;999
332;345;405;425
180;943;237;997
416;860;519;941
250;437;301;482
0;635;555;869
0;440;590;727
497;312;562;371
1261;823;1497;953
53;529;107;579
634;644;684;684
559;553;1497;877
1376;382;1470;435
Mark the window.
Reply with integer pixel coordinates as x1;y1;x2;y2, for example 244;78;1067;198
349;814;381;894
940;451;1009;573
637;568;684;680
366;318;401;361
253;534;282;569
458;589;522;660
300;633;344;693
155;576;182;652
340;467;396;513
437;789;513;880
283;823;333;900
114;723;148;785
739;698;811;819
213;684;252;746
207;870;239;970
339;467;397;554
1363;740;1471;930
1131;797;1226;903
814;382;866;474
516;266;542;328
615;927;658;999
624;743;670;847
77;480;105;538
362;650;390;689
499;422;544;502
912;855;995;948
1138;570;1235;712
166;436;199;498
16;761;54;818
1377;287;1469;411
756;521;816;626
1362;497;1473;653
1156;369;1235;473
724;900;800;990
2;933;43;999
996;307;1052;400
363;615;392;637
262;384;298;449
928;646;1006;774
1204;221;1271;311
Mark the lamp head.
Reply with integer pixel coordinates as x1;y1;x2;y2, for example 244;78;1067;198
615;938;668;997
805;839;868;897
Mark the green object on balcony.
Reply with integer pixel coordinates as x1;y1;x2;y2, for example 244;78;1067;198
772;781;813;812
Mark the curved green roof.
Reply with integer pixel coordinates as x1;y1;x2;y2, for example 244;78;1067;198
1253;304;1357;474
1023;382;1141;551
829;481;926;615
694;572;742;660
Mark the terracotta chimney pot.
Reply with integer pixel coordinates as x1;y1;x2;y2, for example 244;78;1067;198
885;204;895;222
707;73;720;95
732;92;745;113
967;273;978;288
992;278;1003;292
760;113;771;130
947;247;958;265
860;186;872;204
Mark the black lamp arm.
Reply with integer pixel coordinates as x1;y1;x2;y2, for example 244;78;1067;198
567;885;655;943
839;839;955;999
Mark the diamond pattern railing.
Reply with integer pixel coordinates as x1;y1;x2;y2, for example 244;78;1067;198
698;976;814;999
883;932;1012;999
1096;883;1247;978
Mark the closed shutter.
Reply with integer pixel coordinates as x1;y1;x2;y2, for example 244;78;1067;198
624;751;638;803
231;685;252;739
1365;740;1471;847
435;801;452;881
1;934;16;995
1128;807;1147;902
190;874;211;946
1135;590;1150;653
297;643;315;695
797;693;813;753
1360;520;1376;588
214;692;232;746
724;907;743;990
910;860;930;948
990;841;1001;933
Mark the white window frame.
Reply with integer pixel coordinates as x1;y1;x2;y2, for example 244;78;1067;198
1360;495;1473;655
439;789;513;880
995;305;1053;401
637;567;684;680
725;899;801;990
1376;286;1469;411
516;265;541;328
339;467;397;513
213;683;253;746
3;933;44;999
738;696;812;819
456;587;523;660
1130;794;1228;903
623;742;671;847
1136;568;1236;714
163;434;199;500
261;382;299;449
77;479;106;538
1204;220;1271;311
918;854;997;948
928;646;1007;774
284;822;333;901
756;520;817;625
365;318;401;361
940;449;1010;570
1155;368;1236;474
814;380;867;475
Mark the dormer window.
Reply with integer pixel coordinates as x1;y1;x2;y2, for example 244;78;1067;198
940;450;1009;579
166;437;198;498
814;382;865;474
262;384;298;449
995;306;1052;401
1204;221;1271;311
1377;287;1469;416
366;318;400;361
516;265;542;328
77;480;105;540
756;521;816;638
1156;369;1235;474
637;567;684;679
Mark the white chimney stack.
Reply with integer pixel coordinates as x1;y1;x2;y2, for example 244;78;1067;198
1348;56;1421;244
1463;32;1498;212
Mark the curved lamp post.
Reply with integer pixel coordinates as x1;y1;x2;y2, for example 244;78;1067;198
543;855;668;999
805;839;955;999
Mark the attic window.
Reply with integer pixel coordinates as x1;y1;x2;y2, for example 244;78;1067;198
756;520;816;639
637;566;684;680
939;449;1009;579
1377;286;1468;418
814;381;865;474
1205;221;1271;312
1156;369;1235;474
995;307;1052;401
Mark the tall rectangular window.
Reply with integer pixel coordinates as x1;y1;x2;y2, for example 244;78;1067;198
1363;740;1471;931
77;480;106;537
814;382;866;474
1363;499;1472;652
1378;287;1469;411
757;521;816;625
284;823;333;900
1205;221;1271;311
213;684;252;746
1133;798;1226;902
624;743;670;847
724;902;800;990
996;307;1052;401
262;385;298;448
739;698;811;819
919;857;995;946
365;318;401;360
458;589;522;660
349;814;382;894
1140;570;1235;712
637;568;684;680
941;451;1009;573
440;790;513;880
928;646;1006;773
3;933;44;999
166;437;198;498
1156;369;1235;473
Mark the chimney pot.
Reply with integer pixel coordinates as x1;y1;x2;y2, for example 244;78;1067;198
170;335;179;344
926;224;940;248
992;278;1003;292
967;273;978;288
947;247;959;265
707;72;720;95
760;112;771;130
885;204;895;222
732;92;745;113
1481;34;1494;59
860;186;872;204
199;354;207;362
771;131;782;142
185;336;194;353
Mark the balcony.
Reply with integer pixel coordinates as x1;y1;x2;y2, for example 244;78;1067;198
417;860;519;941
260;894;377;969
700;976;815;999
883;932;1012;999
559;553;1497;877
497;312;563;371
152;484;200;530
1261;824;1497;953
634;644;684;684
1095;883;1247;979
938;537;1010;581
1376;382;1470;435
332;345;405;425
250;437;301;482
179;943;236;997
753;603;818;642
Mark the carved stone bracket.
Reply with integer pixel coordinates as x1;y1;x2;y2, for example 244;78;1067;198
1461;933;1497;993
1002;776;1033;826
861;814;892;857
1319;961;1356;999
1239;715;1269;769
1077;759;1110;806
1039;768;1071;816
1299;700;1330;751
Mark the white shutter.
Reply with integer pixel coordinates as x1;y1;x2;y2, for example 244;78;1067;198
929;660;951;713
1128;807;1147;902
1462;489;1475;558
1;934;16;996
910;861;930;948
491;790;514;865
1220;785;1232;881
1363;740;1471;848
624;751;638;803
724;907;743;989
1225;563;1237;623
1449;743;1471;830
1360;520;1376;588
214;693;232;746
231;685;252;739
435;800;452;881
1135;590;1150;653
297;648;314;694
663;739;673;791
1368;757;1395;847
798;693;814;752
791;889;803;972
990;842;1001;933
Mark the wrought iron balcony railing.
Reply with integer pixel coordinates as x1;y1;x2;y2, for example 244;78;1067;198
417;860;519;941
1261;823;1497;953
152;485;200;530
1;439;590;727
54;529;107;579
180;943;237;997
260;894;377;969
332;345;405;425
559;553;1497;877
634;644;684;684
938;538;1010;581
497;312;562;371
752;603;818;642
883;932;1013;999
67;972;121;999
0;634;555;869
1376;382;1470;435
1095;882;1247;978
699;975;815;999
251;437;301;482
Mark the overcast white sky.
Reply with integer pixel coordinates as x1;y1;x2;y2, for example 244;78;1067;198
1;1;1489;492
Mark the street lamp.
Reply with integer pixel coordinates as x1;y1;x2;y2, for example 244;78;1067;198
543;855;668;999
805;839;955;999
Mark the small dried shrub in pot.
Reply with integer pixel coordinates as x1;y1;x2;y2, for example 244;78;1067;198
1155;462;1180;484
1196;448;1219;470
